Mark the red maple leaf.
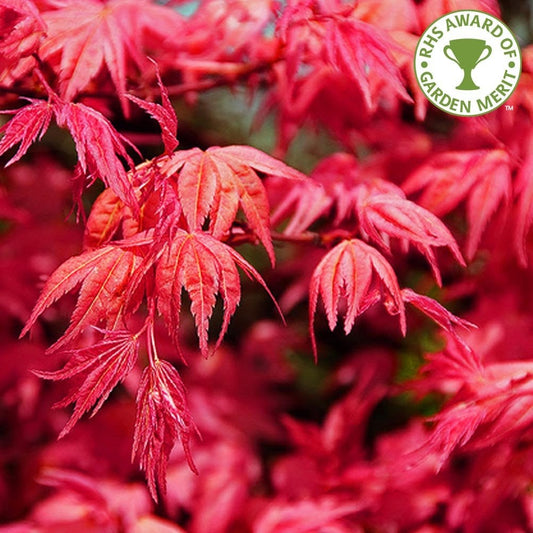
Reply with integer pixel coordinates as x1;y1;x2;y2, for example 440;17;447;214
155;230;277;357
404;149;511;261
161;146;305;264
356;188;465;284
21;241;146;351
38;0;185;113
34;329;140;438
418;0;500;28
277;0;410;115
0;0;45;75
0;98;53;166
55;100;138;207
309;238;405;357
133;359;197;501
514;136;533;265
402;289;475;344
324;18;411;111
83;187;124;250
126;65;178;155
0;93;138;207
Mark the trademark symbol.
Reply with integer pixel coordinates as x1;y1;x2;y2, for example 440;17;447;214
505;105;514;110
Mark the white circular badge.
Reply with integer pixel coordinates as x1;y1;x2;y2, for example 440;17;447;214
414;10;521;117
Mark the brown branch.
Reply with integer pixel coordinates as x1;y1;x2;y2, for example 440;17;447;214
226;227;356;249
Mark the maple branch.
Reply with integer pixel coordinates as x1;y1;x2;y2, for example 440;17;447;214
270;231;322;245
271;229;356;247
0;85;42;98
0;58;281;103
163;58;281;97
227;227;357;248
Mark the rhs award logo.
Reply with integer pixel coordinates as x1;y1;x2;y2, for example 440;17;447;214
414;10;521;116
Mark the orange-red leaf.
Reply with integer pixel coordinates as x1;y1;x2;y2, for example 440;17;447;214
39;0;185;113
309;239;405;357
0;99;53;165
22;244;145;350
324;19;411;111
35;329;140;438
357;190;464;284
0;0;45;75
55;101;137;208
133;360;197;501
156;230;275;357
404;149;511;261
126;66;178;154
162;146;305;264
83;188;124;250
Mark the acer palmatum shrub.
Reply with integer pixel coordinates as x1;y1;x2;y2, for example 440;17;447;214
0;0;532;531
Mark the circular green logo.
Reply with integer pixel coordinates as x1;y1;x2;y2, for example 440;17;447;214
414;10;522;117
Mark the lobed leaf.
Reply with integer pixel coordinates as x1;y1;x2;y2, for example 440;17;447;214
0;99;53;166
35;329;140;438
162;146;305;264
133;360;197;501
126;66;178;154
0;0;45;74
404;149;511;260
324;19;411;111
39;0;185;113
357;191;465;284
55;101;137;208
83;188;124;250
156;230;276;357
309;239;405;357
22;243;146;351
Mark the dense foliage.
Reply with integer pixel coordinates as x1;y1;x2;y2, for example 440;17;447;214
0;0;532;531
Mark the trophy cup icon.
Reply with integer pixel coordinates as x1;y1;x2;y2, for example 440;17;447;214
443;39;492;90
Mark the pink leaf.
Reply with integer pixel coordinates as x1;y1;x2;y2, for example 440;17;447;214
0;99;53;165
34;329;140;437
133;360;197;501
55;101;137;208
310;239;405;357
126;66;178;154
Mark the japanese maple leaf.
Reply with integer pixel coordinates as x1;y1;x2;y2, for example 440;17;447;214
323;18;411;111
0;95;138;207
270;152;361;234
403;149;511;261
156;230;276;357
269;177;331;236
0;98;53;166
83;187;124;250
126;67;178;155
424;380;533;470
352;0;419;33
21;241;146;351
162;146;305;264
255;497;362;533
414;333;486;396
309;238;405;357
514;137;533;265
34;329;140;437
402;289;475;346
38;0;185;112
35;468;157;531
55;101;138;207
413;338;533;469
356;188;465;284
0;0;45;74
418;0;500;28
133;359;197;501
277;0;411;114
